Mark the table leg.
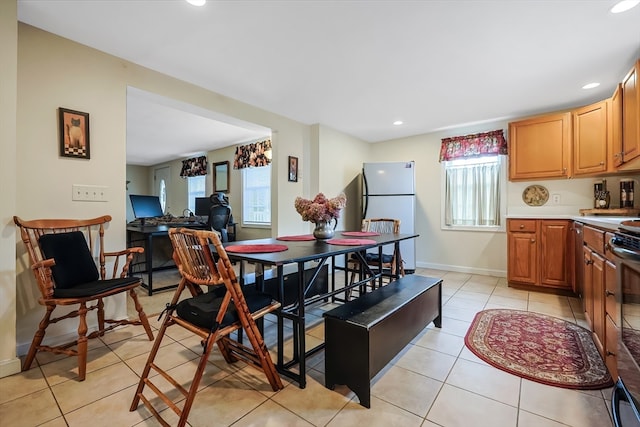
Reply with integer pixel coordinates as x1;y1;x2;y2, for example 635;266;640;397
296;261;306;388
277;264;285;369
146;233;154;296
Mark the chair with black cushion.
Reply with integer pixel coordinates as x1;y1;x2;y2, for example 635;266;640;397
346;218;405;299
131;228;283;427
13;215;154;381
207;204;232;242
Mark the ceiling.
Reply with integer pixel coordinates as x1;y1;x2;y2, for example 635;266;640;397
17;1;640;166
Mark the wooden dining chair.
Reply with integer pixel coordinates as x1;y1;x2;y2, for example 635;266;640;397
131;228;283;427
13;215;154;381
346;218;405;299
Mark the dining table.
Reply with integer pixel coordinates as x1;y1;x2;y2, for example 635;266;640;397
223;231;419;388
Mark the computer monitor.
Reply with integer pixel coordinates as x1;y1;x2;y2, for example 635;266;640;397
129;194;164;225
194;197;213;217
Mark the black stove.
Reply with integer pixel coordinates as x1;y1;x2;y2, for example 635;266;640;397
609;219;640;427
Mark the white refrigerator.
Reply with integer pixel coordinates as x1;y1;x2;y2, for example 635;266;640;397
362;161;416;272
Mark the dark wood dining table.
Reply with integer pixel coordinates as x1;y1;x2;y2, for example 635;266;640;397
224;232;419;388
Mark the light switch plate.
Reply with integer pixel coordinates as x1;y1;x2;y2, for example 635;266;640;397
72;184;108;202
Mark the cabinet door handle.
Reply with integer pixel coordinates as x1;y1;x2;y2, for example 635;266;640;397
607;350;616;357
519;224;525;229
530;239;536;243
605;290;615;297
585;259;593;265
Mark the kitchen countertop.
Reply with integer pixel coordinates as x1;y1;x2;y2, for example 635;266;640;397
507;214;640;231
506;214;639;232
572;216;633;231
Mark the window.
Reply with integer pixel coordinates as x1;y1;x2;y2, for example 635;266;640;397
187;175;206;214
242;165;271;226
441;155;506;231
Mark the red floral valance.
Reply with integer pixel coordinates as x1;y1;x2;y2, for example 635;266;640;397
179;155;208;177
439;129;507;162
233;139;272;169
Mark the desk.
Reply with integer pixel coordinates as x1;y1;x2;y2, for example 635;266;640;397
224;232;418;388
127;223;208;295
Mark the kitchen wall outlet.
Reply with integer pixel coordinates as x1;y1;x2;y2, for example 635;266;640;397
72;184;108;202
551;193;561;205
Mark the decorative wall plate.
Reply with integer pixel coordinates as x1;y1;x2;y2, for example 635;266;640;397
522;185;549;206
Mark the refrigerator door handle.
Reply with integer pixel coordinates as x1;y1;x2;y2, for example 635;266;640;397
362;168;369;219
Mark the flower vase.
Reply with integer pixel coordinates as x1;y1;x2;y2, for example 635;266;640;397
313;220;335;240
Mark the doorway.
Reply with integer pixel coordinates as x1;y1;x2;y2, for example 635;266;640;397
154;166;170;215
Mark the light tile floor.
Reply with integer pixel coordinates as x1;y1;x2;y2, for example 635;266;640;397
0;268;615;427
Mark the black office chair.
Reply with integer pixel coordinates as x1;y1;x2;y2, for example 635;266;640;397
208;204;232;242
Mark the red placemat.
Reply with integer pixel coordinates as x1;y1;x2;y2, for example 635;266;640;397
225;244;288;253
341;231;380;237
276;234;315;241
326;238;377;246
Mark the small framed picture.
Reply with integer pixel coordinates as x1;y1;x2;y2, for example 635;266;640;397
59;107;90;159
288;156;298;182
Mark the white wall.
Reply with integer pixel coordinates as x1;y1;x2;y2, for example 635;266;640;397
125;164;150;221
0;0;20;377
314;124;371;232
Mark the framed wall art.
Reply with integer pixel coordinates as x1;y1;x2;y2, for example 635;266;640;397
59;107;90;159
288;156;298;182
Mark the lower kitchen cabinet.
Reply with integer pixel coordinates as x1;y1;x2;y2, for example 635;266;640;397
507;219;572;291
580;222;619;367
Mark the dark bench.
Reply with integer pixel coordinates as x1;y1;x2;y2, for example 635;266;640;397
323;274;442;408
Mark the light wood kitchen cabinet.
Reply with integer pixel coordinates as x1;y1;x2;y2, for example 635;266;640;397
508;112;572;181
611;84;623;168
507;219;572;291
540;221;572;288
620;59;640;166
507;220;538;285
592;251;606;356
573;99;609;175
604;258;618;378
580;223;619;369
572;222;584;296
583;245;594;327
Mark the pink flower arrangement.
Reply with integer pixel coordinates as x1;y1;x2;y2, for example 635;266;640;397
295;193;347;223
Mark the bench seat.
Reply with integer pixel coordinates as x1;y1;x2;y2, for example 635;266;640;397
323;274;442;407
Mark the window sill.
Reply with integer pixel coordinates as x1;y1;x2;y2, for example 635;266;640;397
441;225;505;233
241;223;271;229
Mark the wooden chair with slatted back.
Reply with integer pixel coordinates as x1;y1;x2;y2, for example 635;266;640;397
13;215;154;381
130;228;283;427
346;218;405;299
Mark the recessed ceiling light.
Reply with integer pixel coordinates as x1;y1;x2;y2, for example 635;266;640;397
611;0;640;13
186;0;206;6
582;82;600;89
393;120;403;126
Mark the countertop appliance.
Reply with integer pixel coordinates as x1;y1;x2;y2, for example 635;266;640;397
609;220;640;427
362;161;416;272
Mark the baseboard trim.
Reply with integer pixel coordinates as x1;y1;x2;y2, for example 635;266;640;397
416;261;506;278
0;357;22;378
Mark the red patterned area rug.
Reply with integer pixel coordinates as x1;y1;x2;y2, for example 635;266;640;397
465;309;613;390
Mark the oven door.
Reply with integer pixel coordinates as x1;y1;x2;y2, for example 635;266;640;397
609;236;640;427
612;378;640;427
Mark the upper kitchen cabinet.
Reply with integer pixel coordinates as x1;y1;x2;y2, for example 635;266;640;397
611;83;623;168
617;59;640;170
508;112;571;181
573;99;609;176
